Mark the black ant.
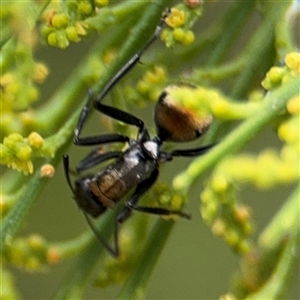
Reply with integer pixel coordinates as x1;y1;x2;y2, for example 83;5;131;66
63;10;213;257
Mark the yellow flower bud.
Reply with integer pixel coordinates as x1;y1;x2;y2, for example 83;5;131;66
28;234;45;250
16;145;32;161
47;247;61;264
51;13;69;28
285;52;300;73
211;174;228;193
182;30;195;45
75;21;87;36
28;132;44;149
47;32;58;46
268;66;284;83
33;63;49;83
78;1;93;15
212;219;227;236
95;0;109;6
40;164;55;178
165;8;186;28
287;96;300;114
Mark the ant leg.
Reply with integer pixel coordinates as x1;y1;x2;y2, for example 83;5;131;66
74;91;130;146
72;10;170;145
95;10;170;103
117;169;159;223
76;149;122;173
118;169;191;223
74;133;129;147
84;212;119;257
91;10;170;140
169;143;216;157
95;170;161;257
93;101;149;140
128;198;191;220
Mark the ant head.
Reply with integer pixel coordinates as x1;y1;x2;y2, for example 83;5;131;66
154;84;213;142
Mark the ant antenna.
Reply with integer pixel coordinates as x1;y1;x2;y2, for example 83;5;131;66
62;155;75;194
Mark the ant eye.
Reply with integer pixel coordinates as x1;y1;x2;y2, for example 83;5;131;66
154;84;213;142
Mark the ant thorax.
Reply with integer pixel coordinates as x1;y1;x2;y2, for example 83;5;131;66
142;140;159;160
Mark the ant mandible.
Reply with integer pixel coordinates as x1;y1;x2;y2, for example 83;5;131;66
63;9;213;257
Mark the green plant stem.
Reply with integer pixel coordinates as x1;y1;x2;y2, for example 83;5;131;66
0;170;48;252
54;239;103;300
173;75;299;193
52;230;94;259
230;2;291;99
187;1;289;146
246;233;299;300
1;170;29;194
204;1;256;67
0;38;17;73
85;0;147;31
274;3;297;60
171;1;255;67
0;0;49;48
0;98;87;248
0;105;81;252
191;58;244;84
117;218;175;299
245;185;300;300
54;211;115;300
197;1;292;145
191;0;288;88
259;185;300;248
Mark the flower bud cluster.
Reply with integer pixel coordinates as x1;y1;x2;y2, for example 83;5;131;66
161;3;203;47
201;174;253;254
151;183;188;220
158;84;262;122
261;52;300;90
1;63;49;138
199;53;299;254
270;53;300;191
277;95;299;149
1;3;51;140
0;132;53;175
41;0;109;48
126;66;167;106
200;140;299;253
1;62;48;111
3;234;61;271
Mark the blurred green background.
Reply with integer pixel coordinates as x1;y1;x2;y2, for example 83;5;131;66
8;2;299;299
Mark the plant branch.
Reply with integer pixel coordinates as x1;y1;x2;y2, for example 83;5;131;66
173;75;299;193
245;185;300;300
117;218;175;298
